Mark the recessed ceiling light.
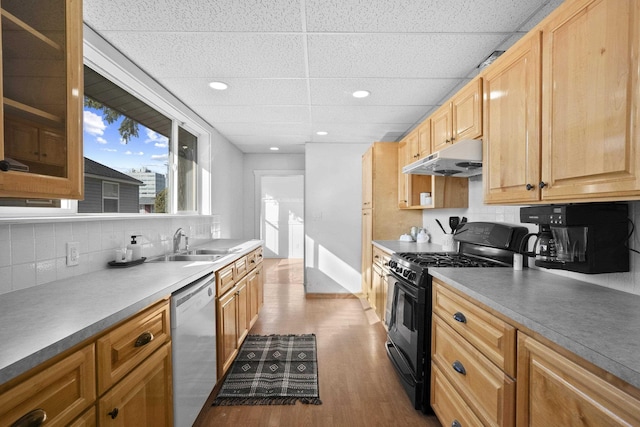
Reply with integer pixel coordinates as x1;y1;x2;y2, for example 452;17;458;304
208;81;229;90
270;147;279;151
316;131;328;136
352;90;370;98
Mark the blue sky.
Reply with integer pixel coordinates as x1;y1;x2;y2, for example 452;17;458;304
83;106;169;175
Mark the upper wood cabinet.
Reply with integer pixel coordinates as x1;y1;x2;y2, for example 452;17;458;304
540;0;640;202
483;31;542;204
0;0;84;199
432;78;483;153
484;0;640;204
362;146;373;209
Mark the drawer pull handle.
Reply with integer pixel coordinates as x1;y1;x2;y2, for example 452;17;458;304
134;331;154;347
0;160;10;172
453;312;467;323
108;408;119;419
11;409;47;427
452;360;466;375
452;421;462;427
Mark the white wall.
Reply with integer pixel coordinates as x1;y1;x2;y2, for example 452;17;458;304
422;176;640;295
242;154;305;240
305;143;370;294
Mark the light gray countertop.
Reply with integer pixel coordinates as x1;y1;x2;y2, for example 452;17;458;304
373;240;640;390
373;239;443;253
0;239;261;385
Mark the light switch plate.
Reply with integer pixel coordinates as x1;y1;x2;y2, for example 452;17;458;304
66;242;79;266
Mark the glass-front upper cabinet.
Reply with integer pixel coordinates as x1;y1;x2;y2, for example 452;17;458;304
0;0;83;199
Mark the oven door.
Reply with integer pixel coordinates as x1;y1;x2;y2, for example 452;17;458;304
387;275;425;377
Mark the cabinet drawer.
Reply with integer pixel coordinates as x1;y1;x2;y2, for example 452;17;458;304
372;246;391;270
216;262;235;296
251;247;263;266
432;315;515;427
97;299;170;395
235;256;249;279
432;362;484;427
0;344;96;427
433;280;516;376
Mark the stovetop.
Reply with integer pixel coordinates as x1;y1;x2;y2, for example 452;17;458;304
397;252;510;268
388;251;510;287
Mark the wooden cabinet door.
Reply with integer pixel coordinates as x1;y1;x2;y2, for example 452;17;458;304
217;288;239;377
216;263;235;297
418;120;431;157
517;332;640;426
0;344;95;427
483;31;542;204
452;78;483;142
540;0;640;201
247;269;260;328
362;146;373;209
255;262;264;311
98;343;173;427
397;140;411;208
370;262;381;313
0;0;83;199
406;130;420;162
4;118;39;162
361;209;372;294
431;103;452;152
40;129;66;166
236;276;249;346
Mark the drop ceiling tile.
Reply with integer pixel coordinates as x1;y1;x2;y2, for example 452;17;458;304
310;123;413;142
307;33;507;78
312;105;428;124
305;0;546;32
94;32;307;78
213;122;311;136
230;134;309;146
160;78;309;106
196;105;311;123
84;0;302;32
235;143;306;154
309;78;459;106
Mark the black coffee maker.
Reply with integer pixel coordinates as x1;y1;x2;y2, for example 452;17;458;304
519;203;629;274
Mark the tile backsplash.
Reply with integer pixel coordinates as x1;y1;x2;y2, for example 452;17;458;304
423;176;640;295
0;215;221;295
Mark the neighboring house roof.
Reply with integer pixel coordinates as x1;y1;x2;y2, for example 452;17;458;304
84;158;144;186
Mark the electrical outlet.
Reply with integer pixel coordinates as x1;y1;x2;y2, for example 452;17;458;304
66;242;80;266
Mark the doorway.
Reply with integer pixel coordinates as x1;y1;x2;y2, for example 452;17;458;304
258;174;304;259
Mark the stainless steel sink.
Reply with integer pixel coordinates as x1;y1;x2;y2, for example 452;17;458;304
187;248;236;255
147;253;226;262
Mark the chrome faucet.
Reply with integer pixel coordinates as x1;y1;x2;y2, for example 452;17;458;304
173;228;187;253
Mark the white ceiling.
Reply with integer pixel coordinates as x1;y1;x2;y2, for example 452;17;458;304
83;0;564;154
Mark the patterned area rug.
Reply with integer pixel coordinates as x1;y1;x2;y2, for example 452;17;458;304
212;334;322;406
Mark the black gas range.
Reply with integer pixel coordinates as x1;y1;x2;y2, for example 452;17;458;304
385;222;528;413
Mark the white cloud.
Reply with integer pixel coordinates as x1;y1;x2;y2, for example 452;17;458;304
145;128;169;145
83;110;106;136
101;148;117;152
151;153;169;160
124;151;144;156
124;150;132;155
96;137;108;145
120;138;127;145
154;142;168;148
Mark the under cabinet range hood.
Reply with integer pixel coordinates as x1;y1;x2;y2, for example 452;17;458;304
402;139;483;177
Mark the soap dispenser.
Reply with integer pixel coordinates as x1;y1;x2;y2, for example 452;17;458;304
128;235;143;260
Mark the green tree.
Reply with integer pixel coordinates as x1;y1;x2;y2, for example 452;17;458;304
84;97;140;143
155;188;167;213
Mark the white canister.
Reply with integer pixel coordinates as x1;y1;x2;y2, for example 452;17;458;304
420;192;432;206
442;234;457;252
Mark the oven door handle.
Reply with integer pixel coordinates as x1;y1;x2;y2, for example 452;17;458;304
385;341;418;385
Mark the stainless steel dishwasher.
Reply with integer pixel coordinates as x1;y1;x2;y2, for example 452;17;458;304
171;272;217;427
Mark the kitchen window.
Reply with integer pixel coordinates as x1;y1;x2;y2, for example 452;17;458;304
0;64;201;215
102;181;119;213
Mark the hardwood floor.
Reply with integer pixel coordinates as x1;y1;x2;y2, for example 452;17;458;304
195;258;442;427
